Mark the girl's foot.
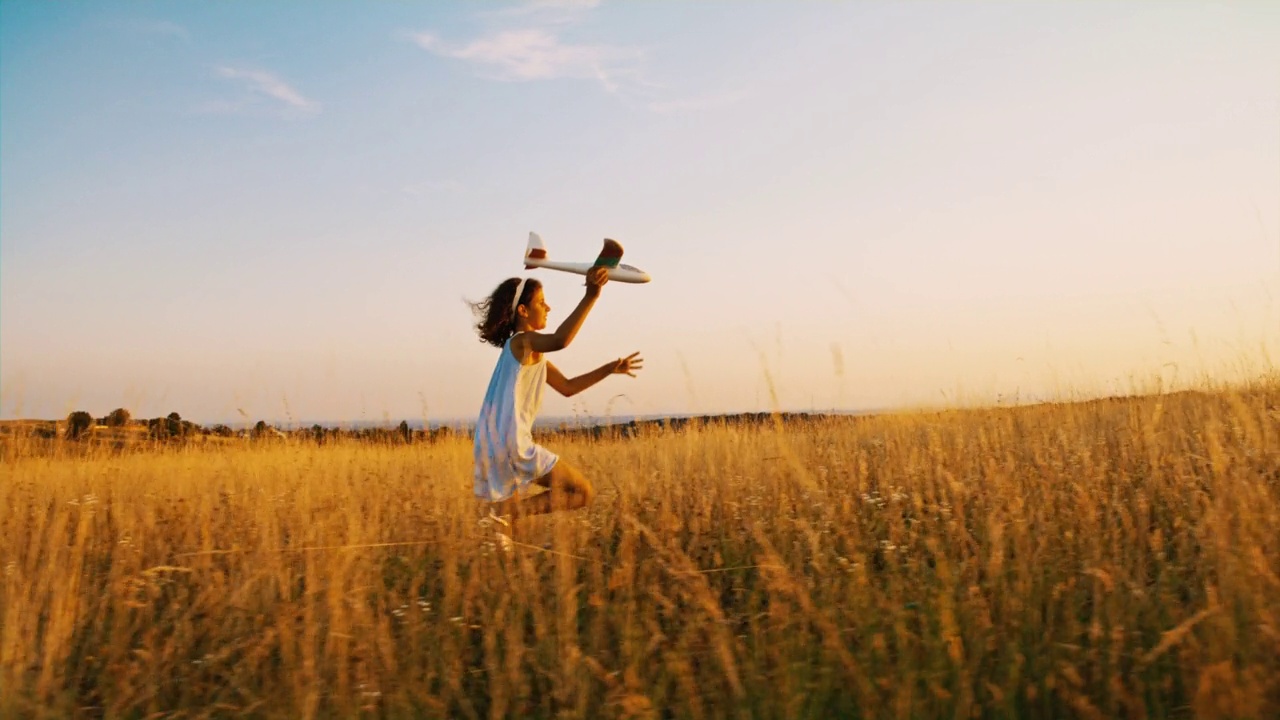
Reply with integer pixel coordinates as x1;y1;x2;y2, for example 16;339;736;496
479;509;514;553
478;509;511;528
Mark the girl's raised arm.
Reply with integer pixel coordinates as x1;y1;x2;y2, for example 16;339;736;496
523;267;607;354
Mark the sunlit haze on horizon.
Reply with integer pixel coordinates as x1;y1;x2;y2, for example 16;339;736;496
2;1;1278;426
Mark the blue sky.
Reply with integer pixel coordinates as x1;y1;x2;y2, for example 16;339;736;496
2;1;1278;425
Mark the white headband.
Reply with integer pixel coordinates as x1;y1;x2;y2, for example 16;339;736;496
511;278;528;314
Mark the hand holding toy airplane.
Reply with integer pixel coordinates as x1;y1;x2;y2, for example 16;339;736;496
522;232;652;284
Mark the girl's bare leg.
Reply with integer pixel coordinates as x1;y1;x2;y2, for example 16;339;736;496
492;460;595;521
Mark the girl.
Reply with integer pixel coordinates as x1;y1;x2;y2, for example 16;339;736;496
469;266;642;523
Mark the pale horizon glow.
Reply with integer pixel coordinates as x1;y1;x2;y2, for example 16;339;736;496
2;1;1278;425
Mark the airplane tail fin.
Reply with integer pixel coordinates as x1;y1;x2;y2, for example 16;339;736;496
524;231;548;269
593;238;624;269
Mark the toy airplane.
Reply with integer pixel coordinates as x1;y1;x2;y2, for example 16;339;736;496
522;231;652;283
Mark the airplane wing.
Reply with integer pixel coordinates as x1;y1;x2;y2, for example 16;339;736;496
593;239;624;269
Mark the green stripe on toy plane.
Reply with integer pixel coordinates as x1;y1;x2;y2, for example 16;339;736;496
592;239;624;268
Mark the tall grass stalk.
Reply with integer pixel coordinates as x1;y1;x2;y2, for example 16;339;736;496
1;383;1277;718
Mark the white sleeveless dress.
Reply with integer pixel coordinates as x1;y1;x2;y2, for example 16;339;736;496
473;335;559;502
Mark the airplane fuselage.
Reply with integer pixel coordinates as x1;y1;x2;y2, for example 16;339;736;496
524;258;651;284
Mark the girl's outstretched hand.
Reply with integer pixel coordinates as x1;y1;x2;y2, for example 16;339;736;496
612;352;644;377
585;266;608;295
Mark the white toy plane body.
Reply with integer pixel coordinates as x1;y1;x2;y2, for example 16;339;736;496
523;232;652;284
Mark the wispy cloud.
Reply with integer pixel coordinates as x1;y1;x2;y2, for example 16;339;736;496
213;66;320;114
409;0;642;97
412;29;637;92
410;1;743;113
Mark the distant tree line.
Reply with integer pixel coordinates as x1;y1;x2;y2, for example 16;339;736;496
53;407;828;446
57;408;465;445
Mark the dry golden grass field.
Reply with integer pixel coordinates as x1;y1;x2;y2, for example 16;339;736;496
2;382;1279;719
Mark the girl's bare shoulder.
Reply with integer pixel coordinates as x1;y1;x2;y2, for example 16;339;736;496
508;332;533;364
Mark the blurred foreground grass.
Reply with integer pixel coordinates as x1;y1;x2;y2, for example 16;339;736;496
2;382;1278;719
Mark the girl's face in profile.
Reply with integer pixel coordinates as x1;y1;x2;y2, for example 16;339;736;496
522;288;550;331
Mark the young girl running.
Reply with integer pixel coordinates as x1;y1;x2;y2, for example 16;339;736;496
470;266;642;523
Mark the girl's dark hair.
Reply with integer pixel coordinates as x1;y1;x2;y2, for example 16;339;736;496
468;278;541;348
